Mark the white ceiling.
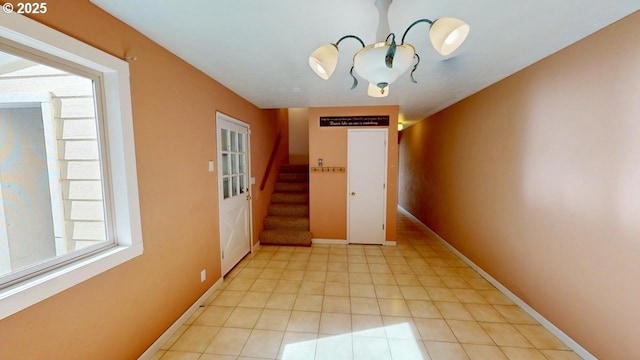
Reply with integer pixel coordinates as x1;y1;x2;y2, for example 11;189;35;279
91;0;638;125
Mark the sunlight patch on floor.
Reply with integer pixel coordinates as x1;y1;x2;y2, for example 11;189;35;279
281;323;426;360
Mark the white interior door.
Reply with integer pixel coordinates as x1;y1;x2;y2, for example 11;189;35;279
348;129;387;244
217;113;251;275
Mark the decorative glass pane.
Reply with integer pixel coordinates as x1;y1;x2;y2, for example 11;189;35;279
222;153;230;175
231;154;238;174
231;176;239;196
223;177;230;199
239;175;245;194
221;129;229;151
239;154;245;174
230;131;238;152
238;133;245;153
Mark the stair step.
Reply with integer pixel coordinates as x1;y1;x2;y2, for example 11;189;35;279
275;182;308;193
268;203;309;217
261;164;311;247
271;192;308;204
280;164;309;173
277;172;309;183
259;229;312;247
264;216;309;231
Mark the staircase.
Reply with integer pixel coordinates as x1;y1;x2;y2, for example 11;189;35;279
259;164;312;247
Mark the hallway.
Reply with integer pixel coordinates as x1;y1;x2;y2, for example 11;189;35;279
152;210;579;360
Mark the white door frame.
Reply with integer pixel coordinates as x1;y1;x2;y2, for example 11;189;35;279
347;128;388;245
216;111;253;275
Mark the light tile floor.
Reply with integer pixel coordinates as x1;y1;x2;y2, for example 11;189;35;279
151;211;582;360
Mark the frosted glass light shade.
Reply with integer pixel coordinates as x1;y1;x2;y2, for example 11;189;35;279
367;83;389;97
308;44;339;80
429;17;470;56
354;42;415;88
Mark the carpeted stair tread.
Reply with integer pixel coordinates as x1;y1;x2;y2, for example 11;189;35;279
259;229;312;247
277;172;309;183
280;164;310;173
275;182;309;193
264;216;309;231
268;203;309;217
271;192;308;204
260;164;311;247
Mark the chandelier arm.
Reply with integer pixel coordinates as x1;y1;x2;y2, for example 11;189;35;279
410;53;421;83
349;65;359;89
400;19;434;45
385;33;397;68
335;35;366;48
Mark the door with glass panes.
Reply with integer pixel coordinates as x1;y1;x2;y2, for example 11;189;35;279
216;113;251;275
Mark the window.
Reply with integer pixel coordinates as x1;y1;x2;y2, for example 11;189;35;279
0;14;142;319
0;51;110;285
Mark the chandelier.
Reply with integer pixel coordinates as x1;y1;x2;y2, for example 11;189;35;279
308;0;469;97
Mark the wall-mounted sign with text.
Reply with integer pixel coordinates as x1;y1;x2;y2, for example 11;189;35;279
319;115;390;127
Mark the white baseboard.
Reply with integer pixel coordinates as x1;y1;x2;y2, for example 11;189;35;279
312;238;348;245
383;241;397;246
397;206;596;360
137;277;224;360
252;241;261;253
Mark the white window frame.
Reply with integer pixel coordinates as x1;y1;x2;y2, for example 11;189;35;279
0;13;143;319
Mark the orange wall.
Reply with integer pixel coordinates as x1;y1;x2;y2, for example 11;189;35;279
398;11;640;359
288;107;309;165
0;1;284;359
309;106;398;241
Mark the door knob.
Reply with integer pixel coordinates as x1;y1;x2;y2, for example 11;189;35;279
351;192;356;196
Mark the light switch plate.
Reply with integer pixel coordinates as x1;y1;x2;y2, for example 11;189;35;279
208;160;214;172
